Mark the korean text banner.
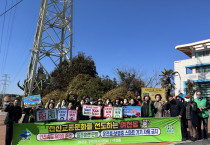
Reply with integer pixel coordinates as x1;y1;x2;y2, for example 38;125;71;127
23;95;42;108
82;105;101;117
13;117;181;145
103;106;113;118
113;107;123;118
141;88;166;101
57;109;68;121
36;109;57;121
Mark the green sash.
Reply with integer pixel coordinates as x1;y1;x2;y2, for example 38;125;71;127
142;102;153;117
194;98;209;118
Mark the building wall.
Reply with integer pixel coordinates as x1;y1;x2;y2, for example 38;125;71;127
174;55;210;96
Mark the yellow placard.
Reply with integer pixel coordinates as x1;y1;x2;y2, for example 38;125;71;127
141;88;166;101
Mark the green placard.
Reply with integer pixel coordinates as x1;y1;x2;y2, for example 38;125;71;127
13;117;181;145
113;107;123;118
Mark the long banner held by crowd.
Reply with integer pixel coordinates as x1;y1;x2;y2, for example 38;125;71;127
13;117;181;145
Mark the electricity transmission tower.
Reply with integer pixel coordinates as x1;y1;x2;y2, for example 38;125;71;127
1;74;9;97
24;0;73;96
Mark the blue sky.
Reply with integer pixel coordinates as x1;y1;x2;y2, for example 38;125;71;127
0;0;210;95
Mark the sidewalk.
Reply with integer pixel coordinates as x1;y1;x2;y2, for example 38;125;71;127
0;114;209;145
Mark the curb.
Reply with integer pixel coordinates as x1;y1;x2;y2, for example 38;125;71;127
169;138;210;145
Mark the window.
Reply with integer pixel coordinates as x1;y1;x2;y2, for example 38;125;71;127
186;68;192;74
196;65;210;73
195;50;210;58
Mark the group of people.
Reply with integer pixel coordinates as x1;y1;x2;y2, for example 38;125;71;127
3;91;210;145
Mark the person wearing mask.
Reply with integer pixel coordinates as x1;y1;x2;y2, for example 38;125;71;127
85;97;90;105
22;106;36;123
22;108;31;123
194;91;210;140
164;96;186;141
66;91;80;109
120;100;124;106
68;102;74;110
184;94;199;141
108;102;113;107
4;99;22;145
141;96;154;117
154;94;164;117
129;98;136;106
56;100;67;109
90;97;95;105
45;99;55;109
79;99;89;120
88;98;96;120
105;98;111;106
97;99;104;119
80;99;85;107
123;98;129;106
113;97;122;107
176;96;181;102
137;95;142;106
49;103;55;109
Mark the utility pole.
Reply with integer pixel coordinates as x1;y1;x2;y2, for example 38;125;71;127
24;0;73;97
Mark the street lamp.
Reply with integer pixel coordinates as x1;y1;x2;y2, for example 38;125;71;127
175;72;182;94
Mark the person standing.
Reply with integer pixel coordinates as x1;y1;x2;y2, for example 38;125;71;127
141;96;154;117
4;99;22;145
122;98;129;106
184;94;199;141
129;98;136;106
194;91;210;140
113;97;122;107
164;96;186;141
154;94;164;117
136;95;142;106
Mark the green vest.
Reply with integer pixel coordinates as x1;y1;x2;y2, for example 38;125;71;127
142;102;153;117
194;98;209;118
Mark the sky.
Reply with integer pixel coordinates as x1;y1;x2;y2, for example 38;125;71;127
0;0;210;95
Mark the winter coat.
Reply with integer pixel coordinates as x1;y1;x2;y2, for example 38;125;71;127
141;101;154;117
4;104;22;124
184;101;199;127
154;101;164;117
164;99;184;117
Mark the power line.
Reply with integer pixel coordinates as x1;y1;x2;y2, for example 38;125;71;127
0;0;23;17
0;0;8;53
1;0;17;75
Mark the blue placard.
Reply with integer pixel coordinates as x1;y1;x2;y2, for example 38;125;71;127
24;94;42;108
57;109;68;121
122;106;141;118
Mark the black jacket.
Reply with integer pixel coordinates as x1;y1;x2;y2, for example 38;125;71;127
164;99;184;117
113;103;122;107
66;94;80;109
4;104;22;125
141;102;155;117
184;101;199;127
